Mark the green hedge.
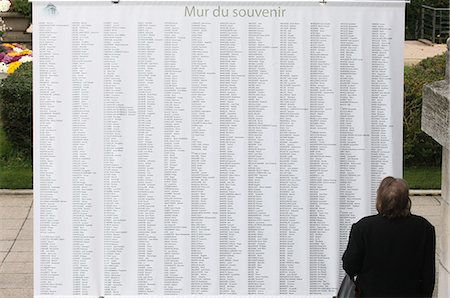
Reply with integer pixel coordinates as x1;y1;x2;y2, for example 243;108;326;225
11;0;32;18
404;53;446;167
0;62;32;159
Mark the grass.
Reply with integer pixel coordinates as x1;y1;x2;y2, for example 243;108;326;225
0;125;32;189
404;167;441;190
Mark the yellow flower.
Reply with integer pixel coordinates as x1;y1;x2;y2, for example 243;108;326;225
7;50;32;57
7;61;22;74
2;43;21;49
2;43;31;54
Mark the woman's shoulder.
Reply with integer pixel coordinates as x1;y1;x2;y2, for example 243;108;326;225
409;214;435;229
354;214;380;225
354;214;434;230
352;214;380;230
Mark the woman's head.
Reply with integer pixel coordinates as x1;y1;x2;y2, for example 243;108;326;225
376;176;411;219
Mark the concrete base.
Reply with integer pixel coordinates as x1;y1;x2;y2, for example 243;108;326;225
422;80;450;150
422;38;450;298
443;148;450;206
438;148;450;298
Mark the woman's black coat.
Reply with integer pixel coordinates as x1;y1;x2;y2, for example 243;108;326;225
342;214;435;297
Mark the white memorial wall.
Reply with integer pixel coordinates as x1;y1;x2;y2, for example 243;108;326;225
33;1;404;297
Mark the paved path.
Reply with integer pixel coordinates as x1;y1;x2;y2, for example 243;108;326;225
0;192;443;297
410;195;442;298
0;192;33;298
404;40;447;65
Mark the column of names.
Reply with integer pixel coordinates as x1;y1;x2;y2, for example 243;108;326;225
219;21;248;294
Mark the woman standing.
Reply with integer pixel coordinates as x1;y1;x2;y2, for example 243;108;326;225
342;177;436;297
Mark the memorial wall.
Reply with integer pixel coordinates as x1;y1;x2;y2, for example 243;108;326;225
33;1;404;297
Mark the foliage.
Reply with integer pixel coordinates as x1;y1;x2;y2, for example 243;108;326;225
0;61;32;159
10;0;31;18
0;124;32;189
406;0;449;40
403;53;446;167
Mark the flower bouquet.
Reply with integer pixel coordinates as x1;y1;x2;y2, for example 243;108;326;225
0;42;32;74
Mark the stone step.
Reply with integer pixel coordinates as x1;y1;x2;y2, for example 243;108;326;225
2;32;32;48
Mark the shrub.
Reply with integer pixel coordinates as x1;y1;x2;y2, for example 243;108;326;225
10;0;31;18
0;61;32;158
404;53;446;167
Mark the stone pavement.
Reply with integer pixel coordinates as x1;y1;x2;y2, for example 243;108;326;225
404;40;448;66
410;195;443;298
0;190;33;298
0;191;444;297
